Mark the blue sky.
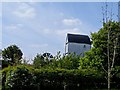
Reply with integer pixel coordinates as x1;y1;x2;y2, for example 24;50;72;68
2;2;118;61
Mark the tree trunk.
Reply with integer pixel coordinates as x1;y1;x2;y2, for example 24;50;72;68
108;68;111;90
63;82;67;90
107;22;110;90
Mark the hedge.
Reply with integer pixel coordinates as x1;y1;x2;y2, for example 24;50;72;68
1;65;120;90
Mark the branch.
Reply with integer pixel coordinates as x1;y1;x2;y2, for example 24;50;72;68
111;37;118;71
111;69;119;77
103;52;107;56
100;63;107;74
105;76;108;80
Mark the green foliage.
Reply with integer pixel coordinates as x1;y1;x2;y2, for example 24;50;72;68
2;60;9;69
2;66;14;90
2;64;120;90
2;45;23;67
92;21;120;66
52;53;80;69
57;53;80;69
79;21;120;70
33;54;46;68
79;48;103;70
2;65;35;90
1;65;107;90
33;53;54;69
33;52;80;70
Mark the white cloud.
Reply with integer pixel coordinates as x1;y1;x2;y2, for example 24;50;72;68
13;3;36;18
62;18;82;26
5;25;18;30
27;2;37;5
43;29;51;34
5;24;23;30
59;12;64;16
41;28;81;38
38;27;86;39
55;28;81;37
30;44;48;48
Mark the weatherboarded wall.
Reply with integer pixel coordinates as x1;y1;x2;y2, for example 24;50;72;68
67;43;91;56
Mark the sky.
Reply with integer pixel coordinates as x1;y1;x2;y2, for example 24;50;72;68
1;1;119;61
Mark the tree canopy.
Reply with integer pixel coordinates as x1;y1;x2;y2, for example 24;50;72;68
79;21;120;70
2;45;23;66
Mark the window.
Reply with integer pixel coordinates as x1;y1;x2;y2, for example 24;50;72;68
83;45;86;48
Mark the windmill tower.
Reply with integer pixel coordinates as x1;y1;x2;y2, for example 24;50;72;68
65;33;91;57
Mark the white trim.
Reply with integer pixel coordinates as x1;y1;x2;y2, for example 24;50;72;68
67;42;91;45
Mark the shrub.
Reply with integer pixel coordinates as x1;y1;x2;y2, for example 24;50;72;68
2;65;120;90
2;65;35;90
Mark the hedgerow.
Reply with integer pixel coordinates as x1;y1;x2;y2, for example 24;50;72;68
2;65;115;90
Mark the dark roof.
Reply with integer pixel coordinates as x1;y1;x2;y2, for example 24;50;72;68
67;33;91;44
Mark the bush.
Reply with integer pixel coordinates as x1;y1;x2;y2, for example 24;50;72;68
2;65;35;90
2;65;120;90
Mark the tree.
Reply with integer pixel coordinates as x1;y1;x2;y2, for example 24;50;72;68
93;21;120;89
106;21;120;90
33;54;45;68
102;3;120;89
4;65;35;90
58;53;80;69
2;45;23;66
79;21;120;89
48;52;80;70
42;53;53;59
33;52;54;68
